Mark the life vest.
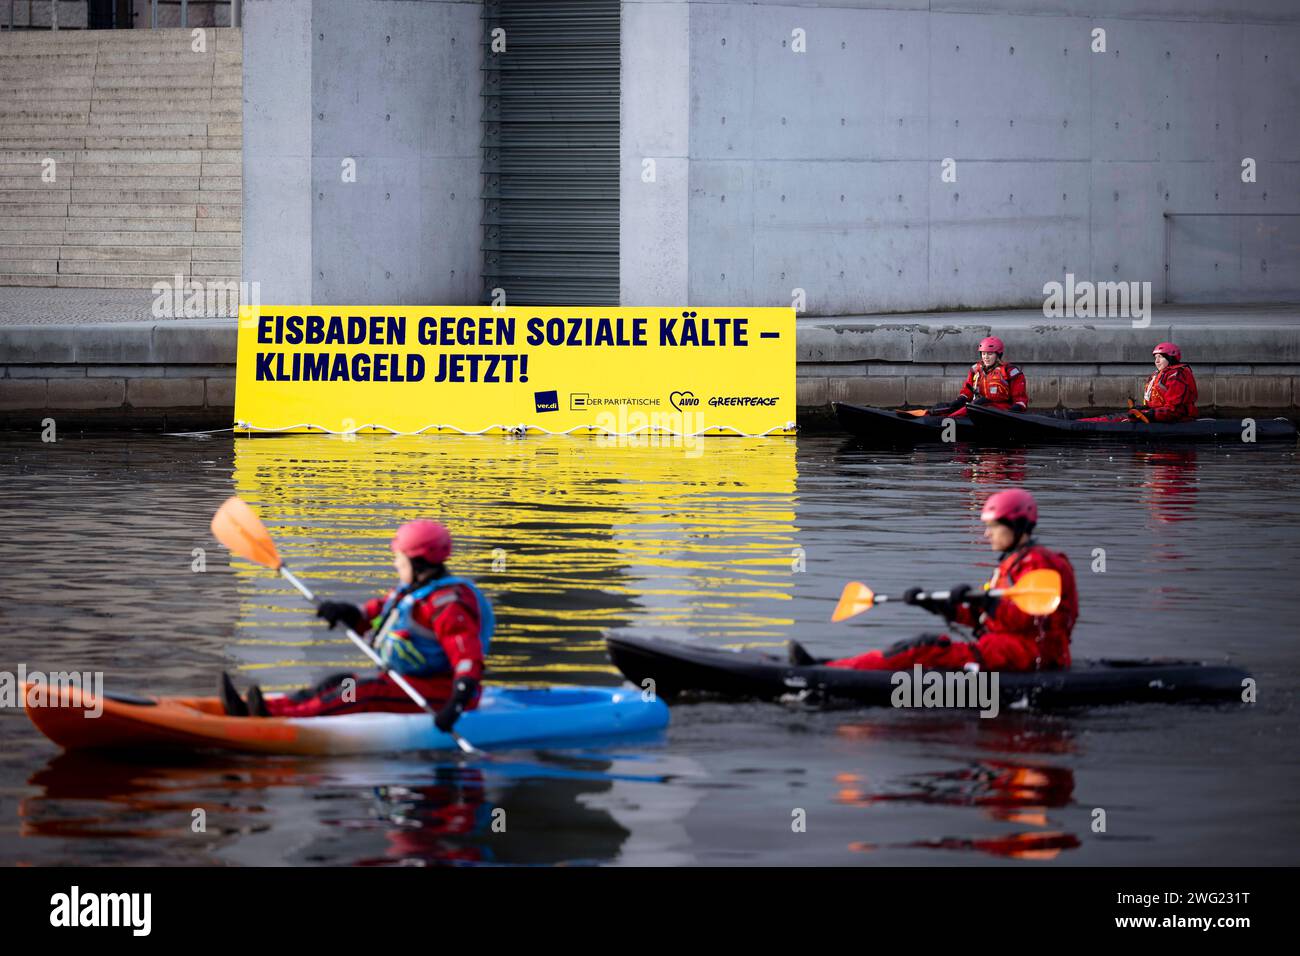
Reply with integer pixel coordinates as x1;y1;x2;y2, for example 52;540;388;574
371;576;495;677
1142;364;1198;420
980;542;1076;670
968;362;1027;408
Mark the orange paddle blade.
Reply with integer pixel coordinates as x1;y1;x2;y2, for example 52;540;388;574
1000;568;1061;616
832;582;876;622
895;408;928;418
211;496;281;569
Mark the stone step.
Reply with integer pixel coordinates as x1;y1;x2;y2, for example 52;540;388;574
95;76;217;91
82;137;216;150
0;123;211;138
89;89;215;102
69;203;196;219
201;163;240;178
0;151;199;167
0;137;85;150
59;244;194;261
91;98;237;113
0;189;71;203
67;176;202;190
196;204;240;219
0;258;58;275
58;258;192;276
0;229;66;245
0;27;239;46
55;274;180;290
64;217;196;232
64;230;200;246
191;246;239;262
0;273;57;287
58;189;241;204
93;62;218;78
97;51;220;67
0;110;90;124
195;218;240;232
88;111;242;126
0;177;68;190
0;203;69;218
190;261;240;278
71;163;204;177
0;244;60;260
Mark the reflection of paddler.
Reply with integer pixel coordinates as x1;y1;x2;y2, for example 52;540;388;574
360;771;494;866
221;519;491;735
1135;448;1198;524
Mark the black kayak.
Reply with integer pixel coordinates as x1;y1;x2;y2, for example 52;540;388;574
966;403;1297;443
606;634;1250;709
834;402;974;444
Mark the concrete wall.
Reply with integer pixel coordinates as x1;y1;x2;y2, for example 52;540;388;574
622;0;1300;313
242;0;480;305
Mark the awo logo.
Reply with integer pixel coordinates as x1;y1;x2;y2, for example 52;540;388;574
669;390;698;412
534;390;559;413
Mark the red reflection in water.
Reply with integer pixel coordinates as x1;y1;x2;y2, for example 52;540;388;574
1135;449;1198;525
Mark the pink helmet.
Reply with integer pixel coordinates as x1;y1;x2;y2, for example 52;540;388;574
1152;342;1181;363
391;520;452;562
981;489;1038;526
979;336;1005;354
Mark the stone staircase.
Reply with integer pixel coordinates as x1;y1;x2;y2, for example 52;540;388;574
0;26;241;290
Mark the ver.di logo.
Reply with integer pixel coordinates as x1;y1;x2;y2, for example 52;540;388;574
670;390;699;412
534;390;559;413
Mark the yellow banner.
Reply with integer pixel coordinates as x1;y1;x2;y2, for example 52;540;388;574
234;306;796;436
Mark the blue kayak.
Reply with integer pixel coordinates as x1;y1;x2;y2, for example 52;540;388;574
24;681;670;755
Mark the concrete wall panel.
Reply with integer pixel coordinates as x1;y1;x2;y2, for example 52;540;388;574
928;161;1091;309
929;14;1090;162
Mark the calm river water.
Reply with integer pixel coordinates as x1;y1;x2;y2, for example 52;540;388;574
0;432;1296;865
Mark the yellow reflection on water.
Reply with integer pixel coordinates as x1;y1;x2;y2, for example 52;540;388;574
229;435;798;686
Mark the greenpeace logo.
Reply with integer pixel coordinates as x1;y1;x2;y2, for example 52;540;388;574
534;389;559;413
707;395;778;407
50;886;151;936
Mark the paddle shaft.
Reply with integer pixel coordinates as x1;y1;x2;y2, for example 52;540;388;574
278;566;481;756
876;585;1021;605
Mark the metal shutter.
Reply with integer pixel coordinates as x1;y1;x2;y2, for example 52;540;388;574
481;0;620;305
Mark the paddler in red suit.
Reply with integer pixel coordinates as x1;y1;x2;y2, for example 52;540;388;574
219;520;490;733
1081;342;1199;423
926;337;1029;418
790;489;1078;672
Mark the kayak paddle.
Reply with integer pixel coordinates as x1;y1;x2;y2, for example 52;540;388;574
895;408;929;418
1126;399;1151;424
210;496;484;756
831;568;1062;623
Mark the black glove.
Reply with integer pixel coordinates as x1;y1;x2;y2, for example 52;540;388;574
316;601;364;631
903;586;947;616
949;584;996;617
435;677;480;733
1010;402;1027;412
969;395;991;407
